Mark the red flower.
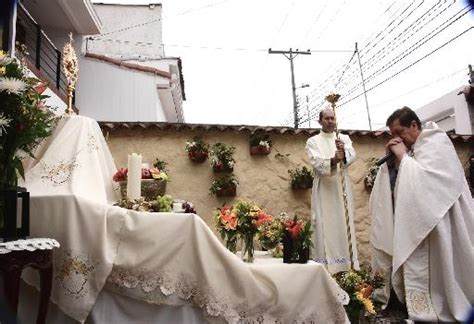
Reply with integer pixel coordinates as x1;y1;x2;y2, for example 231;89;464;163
113;168;128;182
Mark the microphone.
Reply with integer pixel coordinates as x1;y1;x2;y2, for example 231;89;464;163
375;153;393;167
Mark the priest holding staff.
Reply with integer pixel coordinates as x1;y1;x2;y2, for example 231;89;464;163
306;93;359;274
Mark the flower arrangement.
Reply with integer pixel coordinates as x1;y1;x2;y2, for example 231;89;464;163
213;205;239;252
364;157;380;191
288;166;314;190
258;215;284;250
249;130;272;155
114;194;173;212
209;174;238;197
281;214;313;263
185;136;210;163
333;267;384;322
214;199;272;262
0;49;55;190
210;143;236;172
113;158;170;200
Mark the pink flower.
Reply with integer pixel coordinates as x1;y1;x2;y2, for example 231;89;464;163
141;168;152;179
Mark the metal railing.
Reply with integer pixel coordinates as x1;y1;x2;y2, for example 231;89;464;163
16;4;68;98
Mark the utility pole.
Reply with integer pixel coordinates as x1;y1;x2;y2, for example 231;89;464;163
355;42;372;130
269;48;311;129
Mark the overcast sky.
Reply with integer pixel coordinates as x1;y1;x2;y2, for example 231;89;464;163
93;0;474;130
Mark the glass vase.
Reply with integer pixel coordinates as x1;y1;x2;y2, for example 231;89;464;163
226;235;237;253
0;163;18;190
241;233;255;263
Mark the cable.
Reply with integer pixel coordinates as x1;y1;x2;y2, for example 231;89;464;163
93;0;232;38
338;27;473;108
340;6;470;101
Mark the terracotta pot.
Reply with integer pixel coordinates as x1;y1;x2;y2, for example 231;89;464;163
215;185;236;197
188;151;208;163
119;179;166;200
212;164;233;173
249;145;271;155
291;182;313;190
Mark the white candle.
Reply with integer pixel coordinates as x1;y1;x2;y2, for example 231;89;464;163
127;153;142;200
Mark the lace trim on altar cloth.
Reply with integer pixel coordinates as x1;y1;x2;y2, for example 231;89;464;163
54;250;98;299
0;238;60;254
107;266;348;324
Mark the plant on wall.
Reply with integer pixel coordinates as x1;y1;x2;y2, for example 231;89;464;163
209;174;238;197
364;158;380;191
249;130;272;155
288;166;314;190
185;136;210;163
210;143;236;172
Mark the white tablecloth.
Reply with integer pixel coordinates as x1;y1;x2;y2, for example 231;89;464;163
17;115;348;323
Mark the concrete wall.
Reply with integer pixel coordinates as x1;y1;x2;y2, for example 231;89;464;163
104;126;471;264
76;58;168;121
88;4;163;58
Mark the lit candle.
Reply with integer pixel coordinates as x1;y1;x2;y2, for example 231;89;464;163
127;153;142;200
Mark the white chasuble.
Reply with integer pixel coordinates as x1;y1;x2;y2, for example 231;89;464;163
371;122;474;322
306;131;359;273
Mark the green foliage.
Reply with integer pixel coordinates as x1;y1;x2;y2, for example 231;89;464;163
153;158;168;173
288;166;314;189
185;136;210;154
249;130;272;147
0;50;55;189
209;174;238;195
210;143;236;169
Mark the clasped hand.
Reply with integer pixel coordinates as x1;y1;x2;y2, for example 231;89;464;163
385;137;408;161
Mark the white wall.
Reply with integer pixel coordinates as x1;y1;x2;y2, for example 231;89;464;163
76;58;168;121
87;4;163;58
416;86;473;134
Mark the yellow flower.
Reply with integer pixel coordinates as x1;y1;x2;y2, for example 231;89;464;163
355;291;376;314
0;67;5;76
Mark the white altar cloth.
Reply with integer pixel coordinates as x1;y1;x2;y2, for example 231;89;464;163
17;115;348;323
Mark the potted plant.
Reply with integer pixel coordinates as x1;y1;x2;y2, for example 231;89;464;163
209;174;238;197
281;214;313;263
185;137;210;163
113;159;170;200
288;166;314;190
0;49;55;240
364;158;380;191
210;143;236;172
249;130;272;155
333;267;384;323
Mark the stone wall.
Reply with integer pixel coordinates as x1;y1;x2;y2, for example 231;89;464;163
103;125;471;264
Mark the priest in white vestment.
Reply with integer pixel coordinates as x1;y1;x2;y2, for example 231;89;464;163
370;107;474;322
306;108;359;273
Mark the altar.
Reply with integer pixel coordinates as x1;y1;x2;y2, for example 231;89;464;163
14;115;349;323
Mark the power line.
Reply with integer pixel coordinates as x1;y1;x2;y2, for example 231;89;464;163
340;6;470;102
92;0;233;38
338;27;473;108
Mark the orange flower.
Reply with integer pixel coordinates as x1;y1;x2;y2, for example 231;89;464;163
255;211;272;227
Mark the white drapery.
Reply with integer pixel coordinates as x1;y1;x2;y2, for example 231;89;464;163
18;115;349;323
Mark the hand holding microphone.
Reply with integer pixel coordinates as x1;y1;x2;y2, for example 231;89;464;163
376;137;408;166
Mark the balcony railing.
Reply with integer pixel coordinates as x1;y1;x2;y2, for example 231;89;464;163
16;4;68;100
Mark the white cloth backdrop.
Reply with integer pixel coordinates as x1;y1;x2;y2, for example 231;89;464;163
17;115;349;323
